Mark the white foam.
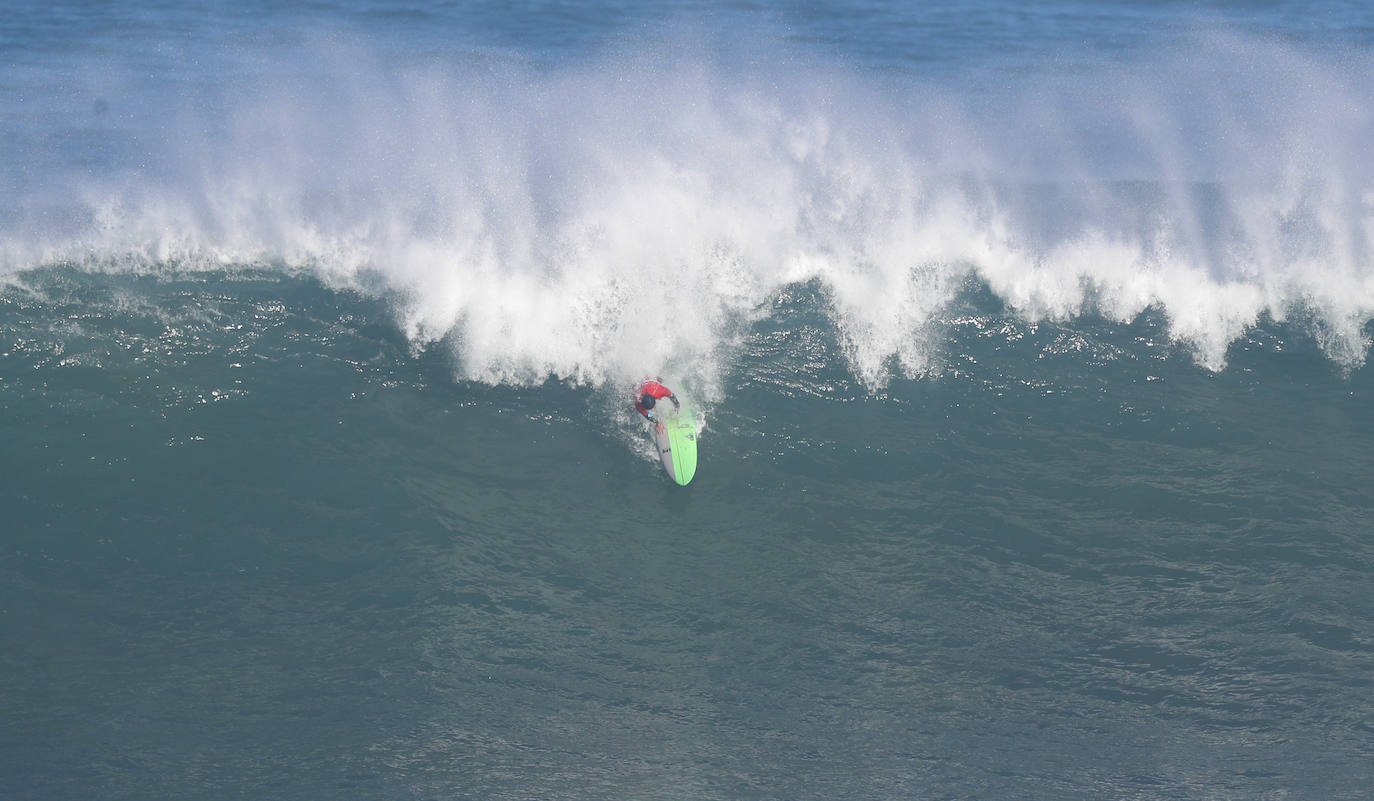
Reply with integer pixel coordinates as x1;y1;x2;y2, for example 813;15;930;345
3;32;1372;388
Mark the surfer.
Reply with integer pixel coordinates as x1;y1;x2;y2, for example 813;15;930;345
637;378;697;485
635;378;679;423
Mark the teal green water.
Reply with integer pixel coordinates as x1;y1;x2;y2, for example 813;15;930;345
4;269;1372;799
4;2;1374;799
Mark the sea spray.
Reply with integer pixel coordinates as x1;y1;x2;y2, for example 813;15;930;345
2;31;1372;388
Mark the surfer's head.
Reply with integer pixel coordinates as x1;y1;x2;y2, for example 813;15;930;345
641;393;656;409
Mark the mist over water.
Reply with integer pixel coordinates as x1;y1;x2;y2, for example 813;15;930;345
4;17;1373;389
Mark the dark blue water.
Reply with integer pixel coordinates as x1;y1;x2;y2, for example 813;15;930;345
4;2;1374;799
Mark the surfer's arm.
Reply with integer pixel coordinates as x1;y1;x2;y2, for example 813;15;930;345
669;394;679;408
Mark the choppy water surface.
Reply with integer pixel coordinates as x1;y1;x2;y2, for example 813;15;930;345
3;2;1374;799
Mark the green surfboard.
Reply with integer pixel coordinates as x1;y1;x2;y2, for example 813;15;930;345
651;399;697;486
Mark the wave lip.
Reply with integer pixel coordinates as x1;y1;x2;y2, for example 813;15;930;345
3;33;1373;385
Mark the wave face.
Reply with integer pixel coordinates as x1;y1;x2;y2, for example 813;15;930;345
3;5;1373;391
5;4;1374;801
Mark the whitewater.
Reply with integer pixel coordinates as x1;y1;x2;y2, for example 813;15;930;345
4;19;1373;391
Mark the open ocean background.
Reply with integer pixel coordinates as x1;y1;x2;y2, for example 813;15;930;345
4;1;1374;799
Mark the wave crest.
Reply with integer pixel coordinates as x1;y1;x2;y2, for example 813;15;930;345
3;33;1372;387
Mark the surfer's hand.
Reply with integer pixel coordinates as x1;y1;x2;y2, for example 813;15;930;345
670;395;680;408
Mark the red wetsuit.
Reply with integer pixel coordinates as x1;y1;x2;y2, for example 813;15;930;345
635;380;675;419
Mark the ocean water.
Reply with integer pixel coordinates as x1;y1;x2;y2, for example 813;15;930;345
4;1;1374;799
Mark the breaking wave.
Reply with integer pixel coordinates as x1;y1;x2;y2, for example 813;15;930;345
3;31;1372;391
